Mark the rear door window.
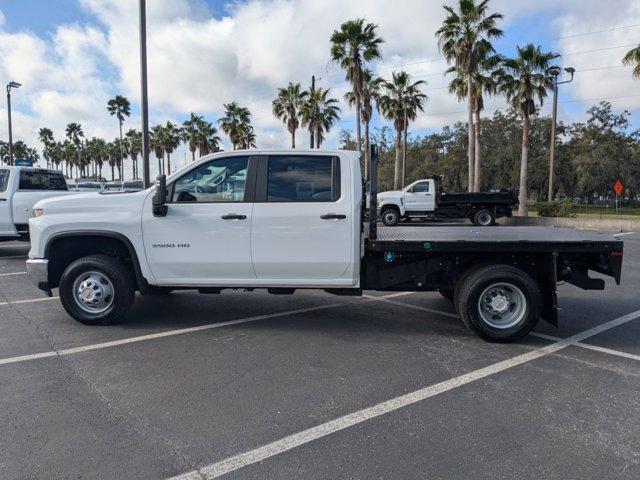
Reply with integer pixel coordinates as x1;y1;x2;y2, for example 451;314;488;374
265;156;340;202
0;169;8;192
18;171;68;191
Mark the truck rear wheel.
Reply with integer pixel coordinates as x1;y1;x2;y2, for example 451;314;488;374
59;254;135;325
381;208;400;226
456;265;541;342
473;209;495;226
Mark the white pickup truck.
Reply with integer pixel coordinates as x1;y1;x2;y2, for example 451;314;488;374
0;166;74;240
27;148;624;342
377;177;517;226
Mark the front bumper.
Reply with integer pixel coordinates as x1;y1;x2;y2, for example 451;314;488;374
26;259;51;294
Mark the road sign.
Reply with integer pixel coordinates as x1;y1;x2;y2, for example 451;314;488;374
614;180;624;196
14;159;33;167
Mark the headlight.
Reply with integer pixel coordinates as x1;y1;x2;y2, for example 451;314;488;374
33;208;44;218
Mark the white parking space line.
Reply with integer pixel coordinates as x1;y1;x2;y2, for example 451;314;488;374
0;292;414;367
0;297;57;307
169;308;640;480
0;271;27;277
532;332;640;362
363;294;459;319
614;232;636;237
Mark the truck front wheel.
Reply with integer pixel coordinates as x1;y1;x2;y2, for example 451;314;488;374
59;254;135;325
473;209;495;226
456;265;541;342
381;208;400;226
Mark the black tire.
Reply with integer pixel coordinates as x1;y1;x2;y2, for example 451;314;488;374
438;288;454;302
473;209;495;226
59;254;135;325
456;264;541;342
381;208;400;226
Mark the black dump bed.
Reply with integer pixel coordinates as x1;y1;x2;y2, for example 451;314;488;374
365;226;623;284
439;190;517;207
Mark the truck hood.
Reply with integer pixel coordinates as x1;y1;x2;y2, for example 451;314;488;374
34;189;151;214
377;190;404;202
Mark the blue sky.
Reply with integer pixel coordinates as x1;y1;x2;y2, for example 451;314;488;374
0;0;639;175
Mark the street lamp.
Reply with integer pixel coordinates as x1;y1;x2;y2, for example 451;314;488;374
6;81;21;166
139;0;151;188
547;66;575;201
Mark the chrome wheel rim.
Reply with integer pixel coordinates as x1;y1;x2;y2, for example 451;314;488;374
477;212;492;226
384;211;397;224
72;270;115;314
478;283;526;329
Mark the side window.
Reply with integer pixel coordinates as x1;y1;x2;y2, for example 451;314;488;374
0;169;8;192
18;171;67;191
413;182;429;193
172;156;249;203
266;156;339;202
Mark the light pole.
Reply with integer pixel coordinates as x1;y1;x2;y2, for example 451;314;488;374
6;81;21;166
139;0;151;188
402;108;408;188
547;66;574;201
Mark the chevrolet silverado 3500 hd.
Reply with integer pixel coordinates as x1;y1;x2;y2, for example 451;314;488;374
26;147;623;342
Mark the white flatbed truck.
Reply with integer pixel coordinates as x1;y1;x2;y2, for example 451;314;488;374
26;147;623;342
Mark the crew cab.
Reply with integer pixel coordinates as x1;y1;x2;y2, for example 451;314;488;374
27;148;623;342
0;166;74;240
377;178;517;226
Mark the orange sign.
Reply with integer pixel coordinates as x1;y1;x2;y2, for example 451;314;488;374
614;180;624;196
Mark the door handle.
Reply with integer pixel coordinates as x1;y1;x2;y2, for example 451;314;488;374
221;214;247;220
321;214;346;220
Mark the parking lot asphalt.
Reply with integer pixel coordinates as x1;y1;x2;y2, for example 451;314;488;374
0;232;639;480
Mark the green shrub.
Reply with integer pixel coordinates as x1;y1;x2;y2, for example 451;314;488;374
536;200;576;218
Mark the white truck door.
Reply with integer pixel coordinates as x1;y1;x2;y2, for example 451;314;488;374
251;154;353;284
142;155;256;285
0;168;16;236
11;170;70;228
404;180;435;212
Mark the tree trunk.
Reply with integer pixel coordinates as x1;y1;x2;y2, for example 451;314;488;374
158;156;162;176
364;119;370;180
191;149;195;162
117;165;122;181
355;93;362;153
111;164;114;181
518;115;530;216
118;121;124;180
473;110;481;192
393;128;402;190
167;153;171;175
467;77;475;192
291;128;296;149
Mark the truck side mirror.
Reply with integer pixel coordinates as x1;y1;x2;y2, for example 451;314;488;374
152;174;168;217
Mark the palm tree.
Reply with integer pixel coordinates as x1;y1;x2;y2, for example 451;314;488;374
182;113;203;162
62;140;77;179
106;140;120;181
160;121;181;175
196;119;221;156
38;128;54;169
107;95;131;177
436;0;503;191
446;53;503;191
237;125;257;149
86;137;107;179
623;44;640;78
65;123;84;178
345;69;384;175
330;18;384;156
498;43;558;216
219;102;252;149
378;71;427;190
218;102;255;150
149;125;166;175
300;87;341;149
272;83;308;148
125;129;142;179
